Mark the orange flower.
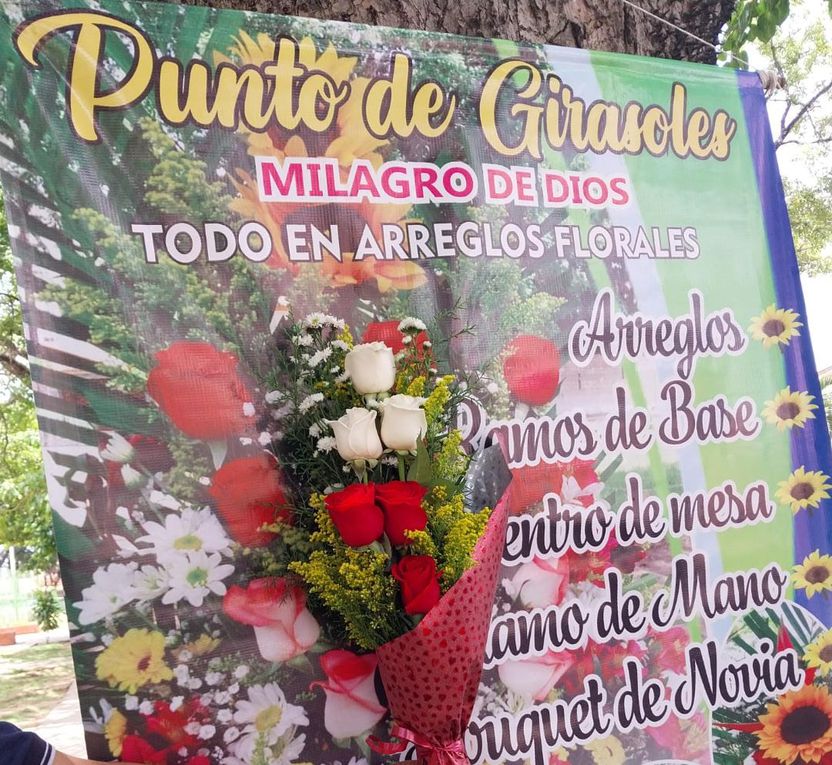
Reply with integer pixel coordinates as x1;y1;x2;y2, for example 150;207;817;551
221;35;425;292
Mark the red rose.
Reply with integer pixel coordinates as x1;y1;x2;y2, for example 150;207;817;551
147;341;255;439
209;455;291;547
374;480;428;546
325;483;384;547
502;335;560;406
391;555;442;615
363;320;430;356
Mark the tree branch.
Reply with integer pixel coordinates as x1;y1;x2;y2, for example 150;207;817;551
776;79;832;148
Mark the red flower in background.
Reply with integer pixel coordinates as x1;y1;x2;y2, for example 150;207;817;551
144;699;202;749
375;481;428;546
128;435;175;474
147;341;255;440
392;555;442;615
508;459;600;514
120;734;168;763
363;320;430;356
502;335;560;407
209;455;291;547
325;483;384;548
223;577;320;662
649;625;690;674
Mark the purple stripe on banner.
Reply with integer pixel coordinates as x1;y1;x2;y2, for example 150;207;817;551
737;69;832;625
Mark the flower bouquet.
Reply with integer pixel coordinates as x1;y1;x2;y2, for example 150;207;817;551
270;315;511;764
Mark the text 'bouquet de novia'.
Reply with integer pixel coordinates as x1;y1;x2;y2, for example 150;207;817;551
268;315;511;764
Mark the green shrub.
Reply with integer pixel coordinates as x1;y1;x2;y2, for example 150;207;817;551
31;589;61;631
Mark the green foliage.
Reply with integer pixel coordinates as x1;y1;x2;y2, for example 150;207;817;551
721;0;792;67
31;588;61;631
0;187;55;574
787;178;832;274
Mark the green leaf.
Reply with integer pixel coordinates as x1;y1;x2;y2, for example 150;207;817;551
407;439;432;485
76;383;159;435
51;514;94;561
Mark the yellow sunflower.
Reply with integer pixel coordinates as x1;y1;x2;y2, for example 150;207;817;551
794;551;832;597
805;629;832;675
756;684;832;764
105;709;127;757
585;735;626;765
750;305;802;348
95;628;173;693
762;387;817;430
777;467;832;513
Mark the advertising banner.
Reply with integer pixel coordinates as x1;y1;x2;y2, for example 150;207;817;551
2;1;831;763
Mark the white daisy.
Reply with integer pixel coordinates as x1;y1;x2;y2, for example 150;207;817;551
302;313;343;330
136;507;231;563
223;683;309;765
307;346;333;368
132;565;170;601
74;563;138;625
314;437;336;454
162;551;235;608
298;393;324;414
398;317;426;332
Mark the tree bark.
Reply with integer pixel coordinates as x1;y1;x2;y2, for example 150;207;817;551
178;0;735;64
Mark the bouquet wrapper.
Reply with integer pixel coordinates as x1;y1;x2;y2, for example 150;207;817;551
369;492;510;764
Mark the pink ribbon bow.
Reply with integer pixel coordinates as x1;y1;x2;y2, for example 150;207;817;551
368;724;468;765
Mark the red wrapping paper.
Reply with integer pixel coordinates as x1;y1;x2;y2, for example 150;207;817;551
371;493;510;763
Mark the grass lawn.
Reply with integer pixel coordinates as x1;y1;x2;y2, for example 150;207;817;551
0;642;75;727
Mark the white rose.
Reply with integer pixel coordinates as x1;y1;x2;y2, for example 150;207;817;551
326;408;384;462
344;342;396;395
380;394;427;452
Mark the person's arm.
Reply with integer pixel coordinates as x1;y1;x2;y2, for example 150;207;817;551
54;753;138;765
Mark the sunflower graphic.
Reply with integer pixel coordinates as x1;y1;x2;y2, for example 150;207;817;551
762;388;817;430
805;629;832;675
793;551;832;597
776;467;832;513
220;34;426;292
750;305;802;348
755;684;832;764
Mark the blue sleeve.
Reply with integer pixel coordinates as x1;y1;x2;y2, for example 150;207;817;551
0;722;55;765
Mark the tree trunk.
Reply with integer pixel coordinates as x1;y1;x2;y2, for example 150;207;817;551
178;0;735;64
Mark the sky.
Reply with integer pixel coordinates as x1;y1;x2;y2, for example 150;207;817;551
752;3;832;369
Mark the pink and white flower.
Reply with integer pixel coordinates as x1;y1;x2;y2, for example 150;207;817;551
503;556;569;609
311;650;386;740
223;578;320;663
497;651;575;701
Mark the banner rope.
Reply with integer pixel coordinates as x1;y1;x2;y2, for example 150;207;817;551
615;0;784;93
